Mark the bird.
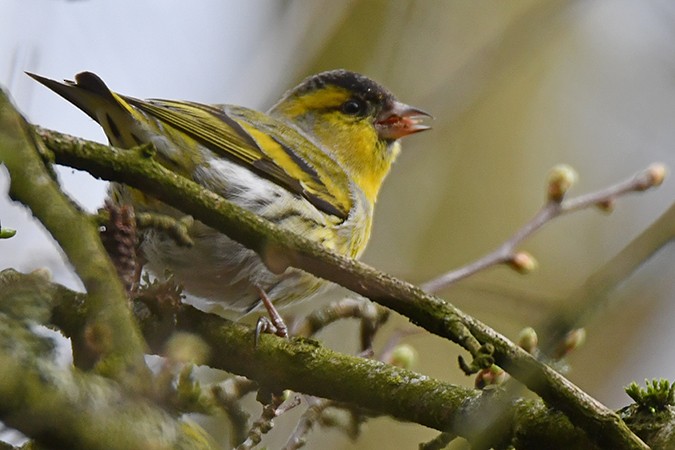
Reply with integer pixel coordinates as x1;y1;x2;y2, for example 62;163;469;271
28;69;431;320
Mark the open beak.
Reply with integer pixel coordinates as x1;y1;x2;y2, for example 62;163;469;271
375;101;432;140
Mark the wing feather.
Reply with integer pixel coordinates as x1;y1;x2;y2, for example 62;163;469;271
126;97;352;219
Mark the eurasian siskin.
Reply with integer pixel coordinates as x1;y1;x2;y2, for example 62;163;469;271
29;70;430;317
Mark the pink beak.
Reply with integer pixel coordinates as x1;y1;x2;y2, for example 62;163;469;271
375;101;432;140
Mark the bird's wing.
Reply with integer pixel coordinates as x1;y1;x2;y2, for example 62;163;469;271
127;98;352;220
27;71;352;219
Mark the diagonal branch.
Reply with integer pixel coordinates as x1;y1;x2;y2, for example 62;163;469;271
32;126;651;449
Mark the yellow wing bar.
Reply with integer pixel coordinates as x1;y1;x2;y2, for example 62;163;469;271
127;98;352;219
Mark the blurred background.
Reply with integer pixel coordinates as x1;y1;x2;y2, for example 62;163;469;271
1;0;674;448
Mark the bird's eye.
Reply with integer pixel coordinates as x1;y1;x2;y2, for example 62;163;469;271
341;99;366;116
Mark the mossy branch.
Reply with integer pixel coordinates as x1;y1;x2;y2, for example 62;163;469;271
0;271;215;450
30;126;652;449
0;269;625;449
0;90;149;388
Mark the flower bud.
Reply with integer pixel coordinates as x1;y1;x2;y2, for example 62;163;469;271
475;365;507;389
547;164;578;202
518;327;538;354
554;328;586;359
389;344;418;370
509;251;538;274
636;163;667;191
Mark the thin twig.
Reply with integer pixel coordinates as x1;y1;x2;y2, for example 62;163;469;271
283;396;368;450
290;296;389;352
236;394;302;450
422;164;666;293
282;396;328;450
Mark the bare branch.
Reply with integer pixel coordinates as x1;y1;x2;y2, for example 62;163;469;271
236;394;301;450
422;164;666;292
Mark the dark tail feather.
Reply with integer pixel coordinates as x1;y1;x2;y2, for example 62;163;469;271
26;71;116;124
